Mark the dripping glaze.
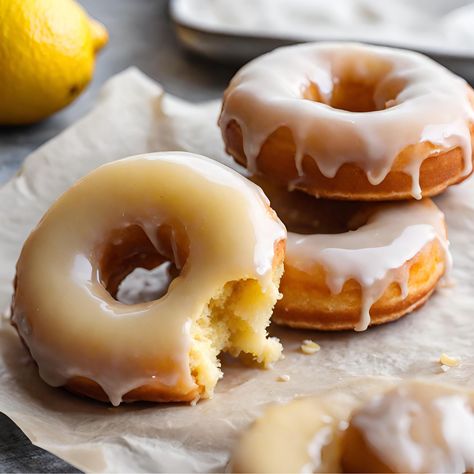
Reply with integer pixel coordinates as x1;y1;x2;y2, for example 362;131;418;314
219;42;474;199
286;200;450;331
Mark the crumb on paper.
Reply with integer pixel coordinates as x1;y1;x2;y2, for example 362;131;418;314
300;340;321;355
277;374;290;382
439;353;460;368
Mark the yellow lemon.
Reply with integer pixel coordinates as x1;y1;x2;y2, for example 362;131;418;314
0;0;108;125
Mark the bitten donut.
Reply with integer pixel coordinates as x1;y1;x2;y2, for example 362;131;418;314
219;42;474;200
231;380;474;473
254;178;450;331
11;152;286;405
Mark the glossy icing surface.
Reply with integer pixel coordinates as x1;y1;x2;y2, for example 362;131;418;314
350;382;474;473
11;152;286;405
219;42;474;198
286;200;450;330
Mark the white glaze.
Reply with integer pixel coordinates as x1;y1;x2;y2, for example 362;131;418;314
11;152;286;405
219;42;474;199
301;425;333;473
352;383;474;473
286;200;450;331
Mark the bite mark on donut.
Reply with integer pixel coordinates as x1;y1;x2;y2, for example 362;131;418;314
189;263;284;398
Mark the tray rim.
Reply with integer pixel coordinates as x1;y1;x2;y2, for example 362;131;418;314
170;0;474;62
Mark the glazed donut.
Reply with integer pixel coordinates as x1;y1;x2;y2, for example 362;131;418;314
341;381;474;473
231;380;474;473
11;152;286;405
219;42;474;201
253;178;450;331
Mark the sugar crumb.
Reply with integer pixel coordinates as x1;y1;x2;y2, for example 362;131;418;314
301;340;321;355
439;353;460;368
277;374;290;382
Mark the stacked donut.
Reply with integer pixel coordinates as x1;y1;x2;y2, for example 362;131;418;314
219;42;474;331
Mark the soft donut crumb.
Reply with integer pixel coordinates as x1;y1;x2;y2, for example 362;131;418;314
188;264;284;398
301;340;321;355
439;353;460;367
277;374;290;382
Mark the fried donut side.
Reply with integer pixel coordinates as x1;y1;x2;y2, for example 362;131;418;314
275;236;447;331
225;120;474;201
11;152;286;405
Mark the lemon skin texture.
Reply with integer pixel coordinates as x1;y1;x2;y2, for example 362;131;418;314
0;0;108;125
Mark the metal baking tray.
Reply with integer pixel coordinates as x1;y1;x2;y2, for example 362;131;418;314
170;0;474;83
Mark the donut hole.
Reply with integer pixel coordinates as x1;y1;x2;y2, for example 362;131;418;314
117;263;179;305
303;55;406;113
98;222;189;304
96;220;283;398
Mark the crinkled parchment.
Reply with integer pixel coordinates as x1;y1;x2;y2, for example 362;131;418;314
0;68;473;473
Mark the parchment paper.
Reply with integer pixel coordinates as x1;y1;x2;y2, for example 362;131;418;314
0;68;473;473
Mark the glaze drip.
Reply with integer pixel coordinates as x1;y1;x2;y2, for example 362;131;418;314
286;200;450;331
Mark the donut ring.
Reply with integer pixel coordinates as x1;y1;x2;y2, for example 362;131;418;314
253;178;450;331
219;43;474;201
231;380;474;473
341;381;474;473
11;152;286;405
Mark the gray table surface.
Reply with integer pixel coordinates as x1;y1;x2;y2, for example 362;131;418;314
1;1;474;472
0;0;236;471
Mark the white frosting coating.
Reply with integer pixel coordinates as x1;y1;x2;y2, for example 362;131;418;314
11;152;286;405
352;383;474;473
301;425;333;473
286;200;450;331
219;42;474;199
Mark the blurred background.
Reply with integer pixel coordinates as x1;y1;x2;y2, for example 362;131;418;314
1;0;473;471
